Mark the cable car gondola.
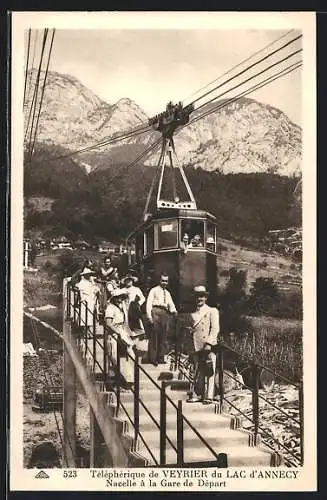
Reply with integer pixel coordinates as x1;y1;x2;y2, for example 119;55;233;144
127;102;218;312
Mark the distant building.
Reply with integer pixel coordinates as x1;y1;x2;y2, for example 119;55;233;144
98;241;116;254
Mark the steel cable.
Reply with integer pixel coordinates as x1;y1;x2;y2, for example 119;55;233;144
182;29;295;104
29;29;56;161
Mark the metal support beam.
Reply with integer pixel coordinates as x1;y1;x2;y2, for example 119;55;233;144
90;392;113;467
63;278;77;467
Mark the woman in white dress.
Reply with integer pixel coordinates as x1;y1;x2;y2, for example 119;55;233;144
105;288;135;386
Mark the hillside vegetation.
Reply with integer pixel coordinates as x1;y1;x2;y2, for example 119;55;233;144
24;144;301;244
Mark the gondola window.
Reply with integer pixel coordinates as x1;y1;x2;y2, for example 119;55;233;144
156;220;178;249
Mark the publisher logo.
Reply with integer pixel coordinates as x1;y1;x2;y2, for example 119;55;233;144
35;470;50;479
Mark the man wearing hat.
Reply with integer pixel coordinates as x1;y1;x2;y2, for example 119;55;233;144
70;259;97;287
105;288;134;386
187;285;220;404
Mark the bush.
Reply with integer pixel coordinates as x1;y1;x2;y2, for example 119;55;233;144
43;260;53;271
219;268;249;335
247;277;302;320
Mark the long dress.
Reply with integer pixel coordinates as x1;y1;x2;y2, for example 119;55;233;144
75;278;100;327
105;303;134;383
124;285;146;333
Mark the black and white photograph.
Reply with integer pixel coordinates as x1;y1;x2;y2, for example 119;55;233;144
10;11;316;492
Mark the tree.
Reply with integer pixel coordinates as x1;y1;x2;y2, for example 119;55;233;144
247;277;280;316
219;268;250;336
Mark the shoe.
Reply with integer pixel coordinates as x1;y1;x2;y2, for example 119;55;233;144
202;399;214;405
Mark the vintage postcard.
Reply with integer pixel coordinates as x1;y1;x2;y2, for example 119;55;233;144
10;11;316;492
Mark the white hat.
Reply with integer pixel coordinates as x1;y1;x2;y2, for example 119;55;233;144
110;288;128;299
207;236;215;244
80;267;94;276
193;285;209;296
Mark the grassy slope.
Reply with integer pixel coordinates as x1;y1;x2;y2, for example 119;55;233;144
216;237;301;294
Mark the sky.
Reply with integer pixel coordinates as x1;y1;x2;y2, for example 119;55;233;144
26;29;302;125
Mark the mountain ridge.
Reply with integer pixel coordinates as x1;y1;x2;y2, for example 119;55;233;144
24;70;302;177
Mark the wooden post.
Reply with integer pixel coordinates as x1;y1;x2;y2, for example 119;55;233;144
90;392;113;467
63;278;77;467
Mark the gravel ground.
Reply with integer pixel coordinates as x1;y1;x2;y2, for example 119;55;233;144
223;384;302;466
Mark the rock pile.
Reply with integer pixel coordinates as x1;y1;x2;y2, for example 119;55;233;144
223;383;301;466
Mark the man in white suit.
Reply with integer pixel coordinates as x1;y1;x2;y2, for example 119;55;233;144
187;285;220;404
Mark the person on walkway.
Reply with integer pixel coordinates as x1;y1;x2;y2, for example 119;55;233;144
146;273;177;365
186;285;220;405
123;274;146;333
100;256;117;280
97;259;119;320
70;259;96;287
105;288;134;386
75;267;100;327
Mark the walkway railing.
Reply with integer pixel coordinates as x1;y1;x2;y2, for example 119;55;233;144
213;341;303;467
67;286;227;468
173;333;303;467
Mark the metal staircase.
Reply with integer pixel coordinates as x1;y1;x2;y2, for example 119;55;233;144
104;362;281;467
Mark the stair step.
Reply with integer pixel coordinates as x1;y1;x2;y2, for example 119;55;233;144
137;441;272;467
120;404;232;431
111;362;277;468
136;427;250;448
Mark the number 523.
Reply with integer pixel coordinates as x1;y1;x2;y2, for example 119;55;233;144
63;470;77;478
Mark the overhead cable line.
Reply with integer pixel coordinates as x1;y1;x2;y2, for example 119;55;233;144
50;47;300;166
99;137;162;193
23;29;31;107
27;29;49;161
179;60;302;133
183;29;295;104
25;30;38;108
34;35;301;165
49;123;153;163
29;29;56;160
24;29;48;149
50;45;301;167
192;47;302;116
189;34;302;108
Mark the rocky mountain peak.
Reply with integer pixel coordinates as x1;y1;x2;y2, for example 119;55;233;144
24;70;302;177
